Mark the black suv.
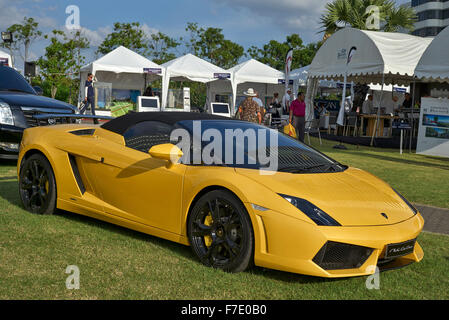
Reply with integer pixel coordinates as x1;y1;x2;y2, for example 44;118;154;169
0;65;77;159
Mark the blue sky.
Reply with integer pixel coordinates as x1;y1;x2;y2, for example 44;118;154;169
1;0;410;70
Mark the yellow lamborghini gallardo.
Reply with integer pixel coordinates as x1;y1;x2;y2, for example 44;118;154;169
17;112;424;278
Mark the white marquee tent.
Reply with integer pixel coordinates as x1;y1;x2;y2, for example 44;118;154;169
0;49;13;67
208;59;285;114
306;28;432;132
79;46;164;103
415;26;449;82
161;53;229;110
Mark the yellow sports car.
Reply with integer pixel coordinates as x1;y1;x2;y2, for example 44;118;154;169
17;112;424;278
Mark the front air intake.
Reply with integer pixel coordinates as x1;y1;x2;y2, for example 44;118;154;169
313;241;373;270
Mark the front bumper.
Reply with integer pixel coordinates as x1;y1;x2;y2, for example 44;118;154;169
248;204;424;278
0;124;23;158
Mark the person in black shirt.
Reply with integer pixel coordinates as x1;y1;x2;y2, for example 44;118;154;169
402;92;412;109
82;73;98;124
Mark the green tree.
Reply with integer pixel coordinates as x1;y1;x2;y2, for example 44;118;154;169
184;22;244;69
97;22;149;56
247;34;321;71
0;17;42;63
320;0;417;35
37;30;87;100
148;31;180;64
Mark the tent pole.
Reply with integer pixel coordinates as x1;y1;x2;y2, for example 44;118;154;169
409;81;416;153
370;73;385;146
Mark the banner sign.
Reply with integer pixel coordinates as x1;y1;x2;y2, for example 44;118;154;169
143;68;162;74
213;73;231;79
393;87;407;93
0;57;8;66
278;79;294;85
336;82;352;89
417;97;449;157
392;120;411;129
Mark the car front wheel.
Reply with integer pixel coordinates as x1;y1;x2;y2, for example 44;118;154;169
19;153;57;215
188;189;254;273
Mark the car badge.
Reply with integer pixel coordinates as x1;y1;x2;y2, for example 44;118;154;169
48;118;56;125
381;213;388;219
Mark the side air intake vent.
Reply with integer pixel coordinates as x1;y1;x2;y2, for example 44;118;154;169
313;241;373;270
69;129;96;136
68;154;86;194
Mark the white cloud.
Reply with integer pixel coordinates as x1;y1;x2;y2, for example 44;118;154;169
213;0;328;37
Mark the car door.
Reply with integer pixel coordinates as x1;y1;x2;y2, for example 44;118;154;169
87;121;186;235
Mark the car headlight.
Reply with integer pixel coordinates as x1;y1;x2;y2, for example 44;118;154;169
392;188;418;215
279;194;341;226
0;102;14;126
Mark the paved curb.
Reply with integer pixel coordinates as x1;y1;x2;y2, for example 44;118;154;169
414;203;449;235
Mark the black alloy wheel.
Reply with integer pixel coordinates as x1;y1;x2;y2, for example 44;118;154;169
188;189;254;273
19;153;57;215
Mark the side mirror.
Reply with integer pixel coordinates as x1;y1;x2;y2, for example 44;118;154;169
149;143;183;165
33;86;43;96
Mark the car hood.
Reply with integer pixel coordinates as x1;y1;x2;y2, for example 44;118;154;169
236;167;416;226
0;92;76;111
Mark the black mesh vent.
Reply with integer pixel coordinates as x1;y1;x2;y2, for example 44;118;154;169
313;241;373;270
70;129;95;136
265;146;336;173
21;109;70;127
125;134;171;153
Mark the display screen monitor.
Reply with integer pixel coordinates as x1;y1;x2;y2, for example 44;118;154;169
212;103;230;114
137;96;160;112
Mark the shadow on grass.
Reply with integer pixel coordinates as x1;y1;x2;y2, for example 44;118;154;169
344;150;449;171
56;209;197;262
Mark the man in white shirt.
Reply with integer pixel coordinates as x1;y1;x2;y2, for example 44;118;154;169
361;94;374;114
282;88;292;115
385;96;400;115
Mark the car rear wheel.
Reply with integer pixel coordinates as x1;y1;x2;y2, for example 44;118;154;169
188;189;254;273
19;153;57;215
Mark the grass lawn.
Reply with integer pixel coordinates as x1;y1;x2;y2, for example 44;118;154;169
1;139;448;299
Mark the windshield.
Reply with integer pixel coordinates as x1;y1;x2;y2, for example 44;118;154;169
0;66;36;94
174;120;346;173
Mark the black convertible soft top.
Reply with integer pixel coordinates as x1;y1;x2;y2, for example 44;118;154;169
101;111;232;135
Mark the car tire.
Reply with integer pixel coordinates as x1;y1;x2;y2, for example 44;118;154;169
19;153;57;215
188;189;254;273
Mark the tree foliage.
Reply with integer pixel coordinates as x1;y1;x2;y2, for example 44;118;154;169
319;0;417;35
0;17;42;63
96;22;149;56
247;34;321;71
37;30;89;100
184;22;244;69
148;31;180;64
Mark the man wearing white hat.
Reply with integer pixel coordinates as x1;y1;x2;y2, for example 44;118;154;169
238;88;262;124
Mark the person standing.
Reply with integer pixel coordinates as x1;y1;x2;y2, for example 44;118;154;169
282;88;292;115
289;92;306;142
238;88;262;124
83;73;98;124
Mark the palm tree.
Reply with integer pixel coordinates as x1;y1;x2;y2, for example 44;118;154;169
319;0;417;36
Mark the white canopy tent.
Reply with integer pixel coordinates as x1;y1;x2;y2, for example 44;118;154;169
227;59;285;113
161;53;229;110
0;49;13;67
79;46;164;107
415;26;449;82
306;28;432;144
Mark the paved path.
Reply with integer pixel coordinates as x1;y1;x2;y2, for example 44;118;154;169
414;204;449;235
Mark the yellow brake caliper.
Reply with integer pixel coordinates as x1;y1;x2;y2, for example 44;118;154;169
204;214;213;247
